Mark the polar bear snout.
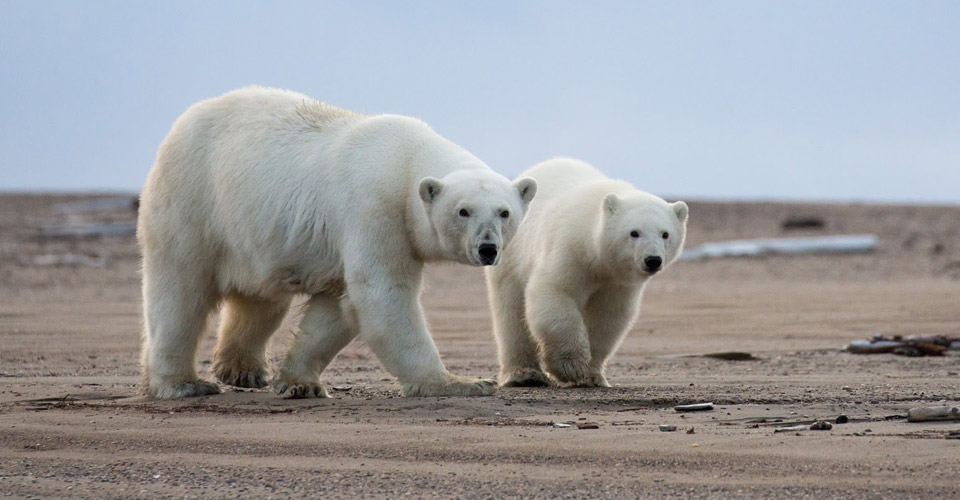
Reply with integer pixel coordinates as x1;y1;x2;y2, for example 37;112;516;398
478;243;499;265
643;255;663;273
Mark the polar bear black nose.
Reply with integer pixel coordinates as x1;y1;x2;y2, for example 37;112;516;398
478;244;498;265
644;256;662;271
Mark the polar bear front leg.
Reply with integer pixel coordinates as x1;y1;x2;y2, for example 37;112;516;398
525;279;592;387
582;285;643;388
346;264;496;397
213;294;291;389
274;294;358;399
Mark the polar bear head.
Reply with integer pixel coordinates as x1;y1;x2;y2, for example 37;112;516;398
419;170;537;266
597;192;688;278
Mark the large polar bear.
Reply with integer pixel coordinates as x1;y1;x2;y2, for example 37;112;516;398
485;158;687;387
138;86;536;399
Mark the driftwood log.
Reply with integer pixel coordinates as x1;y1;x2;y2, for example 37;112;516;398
907;406;960;423
845;334;960;357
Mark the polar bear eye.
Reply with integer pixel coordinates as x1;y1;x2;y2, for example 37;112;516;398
459;209;470;217
630;230;640;238
500;210;510;219
662;231;669;239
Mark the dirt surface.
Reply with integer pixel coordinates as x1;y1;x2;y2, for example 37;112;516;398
1;193;959;499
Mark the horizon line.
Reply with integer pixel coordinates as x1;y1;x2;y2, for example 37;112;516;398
2;189;958;208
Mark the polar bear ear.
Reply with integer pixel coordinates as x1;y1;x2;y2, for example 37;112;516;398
603;193;620;215
418;177;444;204
672;201;689;223
513;177;537;207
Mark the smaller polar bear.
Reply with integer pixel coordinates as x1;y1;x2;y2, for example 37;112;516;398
485;158;688;387
138;86;536;399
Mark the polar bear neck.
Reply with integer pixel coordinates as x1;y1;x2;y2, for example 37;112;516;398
406;194;442;262
400;130;490;263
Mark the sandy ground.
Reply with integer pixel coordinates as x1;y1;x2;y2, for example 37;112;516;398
1;193;959;499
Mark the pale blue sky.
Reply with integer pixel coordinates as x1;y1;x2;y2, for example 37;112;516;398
1;1;958;202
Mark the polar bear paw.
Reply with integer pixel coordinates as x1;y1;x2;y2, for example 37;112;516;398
273;378;330;399
149;379;222;399
403;375;497;397
499;368;552;387
544;354;592;385
565;371;611;388
213;359;270;389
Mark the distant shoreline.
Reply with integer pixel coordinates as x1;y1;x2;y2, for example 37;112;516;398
1;190;958;208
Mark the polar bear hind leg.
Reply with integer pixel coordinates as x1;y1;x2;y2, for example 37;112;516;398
141;263;221;398
274;293;358;399
212;294;291;389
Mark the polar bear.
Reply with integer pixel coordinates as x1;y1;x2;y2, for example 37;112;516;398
485;158;687;387
138;86;536;399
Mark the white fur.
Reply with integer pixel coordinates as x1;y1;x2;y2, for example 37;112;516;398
485;158;688;387
138;86;536;399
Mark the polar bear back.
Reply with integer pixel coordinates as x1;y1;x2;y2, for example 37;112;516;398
518;157;637;221
140;86;491;296
520;158;606;202
148;86;466;234
500;158;628;264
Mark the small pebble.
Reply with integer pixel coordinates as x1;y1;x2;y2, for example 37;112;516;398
835;415;849;424
809;421;833;431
